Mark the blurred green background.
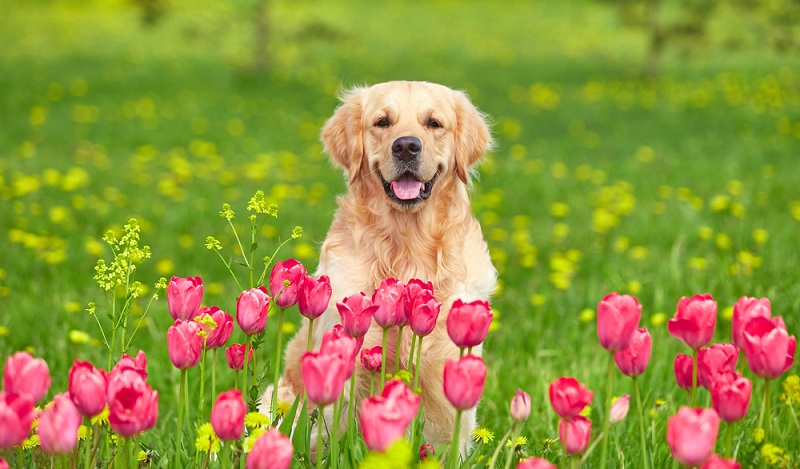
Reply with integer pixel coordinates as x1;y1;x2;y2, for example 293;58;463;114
1;0;799;464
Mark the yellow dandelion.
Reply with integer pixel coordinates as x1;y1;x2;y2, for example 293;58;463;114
282;322;297;335
710;195;731;212
650;313;666;327
69;330;90;345
715;233;731;250
23;435;40;449
195;423;221;453
0;326;9;337
613;236;629;253
245;412;270;429
91;406;110;426
791;201;800;222
78;425;92;441
138;450;147;462
244;428;266;453
530;294;546;307
626;280;642;295
730;203;746;218
276;401;292;419
580;405;592;417
550;202;570;218
697;226;714;240
721;306;734;321
579;308;595;323
472;427;495;444
753;229;769;245
688;257;707;271
505;436;528;449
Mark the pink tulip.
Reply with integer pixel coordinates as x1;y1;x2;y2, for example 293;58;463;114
668;294;717;350
3;351;51;403
107;368;159;437
666;407;720;467
405;278;434;304
558;416;592;455
596;292;642;351
198;306;234;349
68;360;107;418
419;443;435;461
337;292;379;338
360;346;383;373
443;354;487;410
320;325;360;379
360;395;410;452
0;391;35;449
548;377;594;419
517;457;557;469
446;299;493;348
697;343;738;389
38;393;81;454
0;457;8;469
236;287;271;335
742;316;796;379
711;372;751;423
246;428;293;469
510;389;531;422
298;274;332;319
674;354;694;390
301;351;348;406
167;320;204;369
225;344;253;371
113;350;147;377
210;389;246;441
381;379;421;424
409;290;441;337
269;259;307;309
614;327;651;377
372;278;409;328
609;394;630;424
700;454;741;469
732;296;771;350
167;276;203;321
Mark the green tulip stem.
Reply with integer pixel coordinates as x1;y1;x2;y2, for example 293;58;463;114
175;369;187;469
380;328;389;392
633;376;649;469
690;348;698;407
413;337;423;392
242;335;252;406
271;307;286;421
449;409;463;469
600;351;614;469
316;405;325;469
395;326;404;374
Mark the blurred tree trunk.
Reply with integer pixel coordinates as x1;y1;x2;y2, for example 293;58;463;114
253;0;271;72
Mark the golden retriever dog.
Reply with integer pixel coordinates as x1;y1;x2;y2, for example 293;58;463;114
261;81;496;453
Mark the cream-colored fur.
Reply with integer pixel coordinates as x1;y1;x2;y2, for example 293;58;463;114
259;81;496;453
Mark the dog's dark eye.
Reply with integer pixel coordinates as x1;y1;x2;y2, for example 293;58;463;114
427;118;442;129
375;117;390;128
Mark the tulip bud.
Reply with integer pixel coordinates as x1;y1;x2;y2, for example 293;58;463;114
559;416;592;455
247;428;293;469
668;294;717;350
3;351;52;403
597;292;642;351
269;259;307;309
667;407;720;467
167;320;204;370
360;346;383;373
298;274;332;319
337;292;379;338
38;393;82;454
549;377;593;419
614;327;651;377
609;394;630;424
674;354;694;390
742;316;796;380
210;389;246;441
446;299;493;348
167;276;203;321
225;344;253;371
510;389;531;422
236;287;271;335
443;355;487;410
68;360;107;418
372;278;409;328
732;296;771;350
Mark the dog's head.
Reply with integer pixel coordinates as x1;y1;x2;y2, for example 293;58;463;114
322;81;492;211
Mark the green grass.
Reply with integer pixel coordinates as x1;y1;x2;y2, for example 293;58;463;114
1;0;799;467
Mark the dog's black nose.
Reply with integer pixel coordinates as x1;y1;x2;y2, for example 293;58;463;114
392;136;422;161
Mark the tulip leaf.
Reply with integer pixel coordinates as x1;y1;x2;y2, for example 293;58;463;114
279;393;301;438
292;399;309;457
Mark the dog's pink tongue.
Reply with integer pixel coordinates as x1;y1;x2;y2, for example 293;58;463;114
391;176;423;200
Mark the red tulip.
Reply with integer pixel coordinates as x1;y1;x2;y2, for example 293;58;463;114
167;320;204;369
360;395;410;452
113;350;147;377
614;327;652;377
167;276;203;321
107;368;159;437
198;306;234;349
711;372;751;423
68;360;107;418
409;290;441;337
666;407;720;467
372;278;409;328
0;391;35;449
668;294;717;350
419;443;435;461
210;389;246;441
742;316;796;379
548;377;594;419
381;379;421;424
510;389;531;422
446;299;493;348
337;292;379;338
517;457;557;469
38;393;81;454
674;354;694;390
246;428;293;469
320;325;360;379
269;259;307;309
225;344;253;371
301;351;348;406
443;354;487;410
360;346;383;373
298;274;332;319
732;296;771;350
700;454;741;469
697;343;738;390
236;287;271;335
558;416;592;455
609;394;630;424
0;457;8;469
405;278;434;304
3;351;51;403
597;292;642;351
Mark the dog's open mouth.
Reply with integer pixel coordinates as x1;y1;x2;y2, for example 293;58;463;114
379;172;436;207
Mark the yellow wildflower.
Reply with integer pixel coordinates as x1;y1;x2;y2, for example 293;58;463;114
472;427;495;444
752;427;765;444
195;423;221;453
579;308;595;323
23;435;40;449
760;443;784;466
505;436;528;449
781;375;800;404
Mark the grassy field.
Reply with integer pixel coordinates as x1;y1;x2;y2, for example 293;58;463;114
1;0;799;466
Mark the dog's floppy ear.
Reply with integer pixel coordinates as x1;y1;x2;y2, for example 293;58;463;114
453;90;493;184
322;87;367;185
